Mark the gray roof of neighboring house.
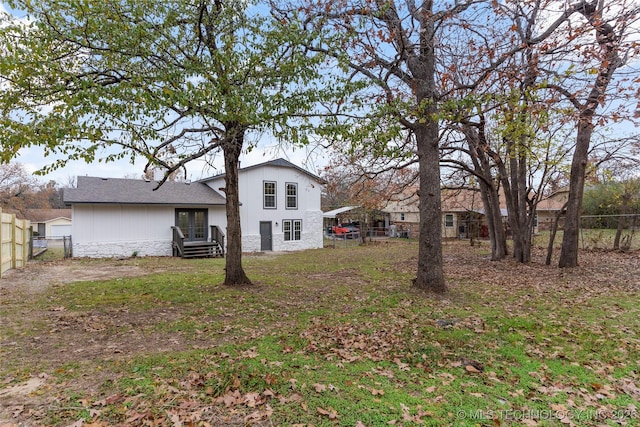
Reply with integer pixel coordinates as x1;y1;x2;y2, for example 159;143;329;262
200;157;326;184
64;176;226;205
24;209;72;222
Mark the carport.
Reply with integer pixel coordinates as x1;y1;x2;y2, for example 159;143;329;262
322;206;360;232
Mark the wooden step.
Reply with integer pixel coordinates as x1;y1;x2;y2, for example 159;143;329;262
182;242;224;258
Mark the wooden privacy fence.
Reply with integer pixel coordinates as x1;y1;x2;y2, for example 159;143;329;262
1;207;31;278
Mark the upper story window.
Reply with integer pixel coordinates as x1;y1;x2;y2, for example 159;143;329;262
400;212;405;221
264;181;276;209
286;183;298;209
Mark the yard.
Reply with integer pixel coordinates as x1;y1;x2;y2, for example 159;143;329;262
1;240;639;426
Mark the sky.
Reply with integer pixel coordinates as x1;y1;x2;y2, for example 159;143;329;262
16;138;329;184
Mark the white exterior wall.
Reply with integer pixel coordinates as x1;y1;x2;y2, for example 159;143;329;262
442;213;459;239
72;204;226;258
33;217;72;238
388;211;420;224
206;165;324;252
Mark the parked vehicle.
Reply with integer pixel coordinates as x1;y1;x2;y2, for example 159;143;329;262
328;222;361;238
331;225;350;236
343;224;359;234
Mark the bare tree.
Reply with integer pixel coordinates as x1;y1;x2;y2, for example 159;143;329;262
535;1;640;267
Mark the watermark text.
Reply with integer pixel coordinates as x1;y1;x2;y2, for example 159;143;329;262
456;408;638;422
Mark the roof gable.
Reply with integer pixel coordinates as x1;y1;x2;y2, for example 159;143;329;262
200;158;326;184
64;176;226;205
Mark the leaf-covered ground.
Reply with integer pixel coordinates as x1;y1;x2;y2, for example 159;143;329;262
1;240;639;426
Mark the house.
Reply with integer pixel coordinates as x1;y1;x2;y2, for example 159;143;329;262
383;188;419;238
21;209;72;239
535;189;569;230
384;188;487;239
202;158;325;252
63;158;325;258
384;187;567;239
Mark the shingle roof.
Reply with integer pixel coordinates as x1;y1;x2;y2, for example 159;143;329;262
64;176;226;205
24;209;72;222
200;158;326;184
441;189;485;213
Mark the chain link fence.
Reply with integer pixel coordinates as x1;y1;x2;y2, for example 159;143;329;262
324;226;404;248
576;214;639;251
442;214;639;252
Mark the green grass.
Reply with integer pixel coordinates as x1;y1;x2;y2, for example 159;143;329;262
32;246;65;261
2;241;639;426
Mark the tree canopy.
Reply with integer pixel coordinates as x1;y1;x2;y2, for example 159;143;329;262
0;0;341;175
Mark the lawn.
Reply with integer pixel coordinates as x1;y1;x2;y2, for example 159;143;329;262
1;240;639;426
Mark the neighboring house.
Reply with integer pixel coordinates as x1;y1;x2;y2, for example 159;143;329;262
63;158;325;258
535;189;569;230
384;187;566;239
384;188;487;239
24;209;72;239
383;190;421;238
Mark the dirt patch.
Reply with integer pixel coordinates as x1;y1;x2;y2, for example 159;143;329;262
0;377;45;398
1;258;167;295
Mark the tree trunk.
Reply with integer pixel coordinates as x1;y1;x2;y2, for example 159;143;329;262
222;128;252;286
559;3;622;267
613;216;624;250
480;183;507;260
414;121;446;293
410;1;446;294
517;140;532;263
545;202;567;265
509;136;531;263
559;121;592;267
463;120;507;260
613;195;629;250
498;134;533;264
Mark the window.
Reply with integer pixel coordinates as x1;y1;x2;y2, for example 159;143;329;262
444;213;454;228
283;219;302;241
400;212;405;221
286;183;298;209
264;181;276;209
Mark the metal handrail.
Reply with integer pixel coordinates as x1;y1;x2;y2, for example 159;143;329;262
171;226;185;256
210;225;225;256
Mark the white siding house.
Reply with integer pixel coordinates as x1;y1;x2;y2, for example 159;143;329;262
65;177;227;257
202;158;325;252
25;209;73;239
64;159;325;258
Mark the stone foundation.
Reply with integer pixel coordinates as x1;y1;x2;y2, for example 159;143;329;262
73;240;172;258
